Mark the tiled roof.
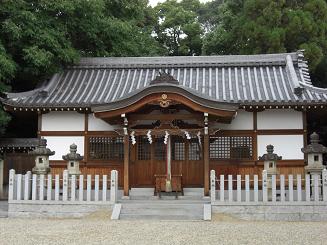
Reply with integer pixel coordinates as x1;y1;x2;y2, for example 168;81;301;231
2;51;327;108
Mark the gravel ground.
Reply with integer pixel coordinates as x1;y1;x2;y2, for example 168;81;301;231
1;213;327;245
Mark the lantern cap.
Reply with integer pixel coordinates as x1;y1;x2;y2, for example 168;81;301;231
301;132;327;154
259;144;282;161
28;138;55;156
62;143;83;161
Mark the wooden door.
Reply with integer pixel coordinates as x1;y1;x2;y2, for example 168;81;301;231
171;136;204;187
130;136;166;187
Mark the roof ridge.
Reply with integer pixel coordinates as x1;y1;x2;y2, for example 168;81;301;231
73;52;299;68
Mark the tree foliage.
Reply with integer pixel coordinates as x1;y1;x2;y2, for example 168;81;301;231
202;0;327;80
0;0;162;134
153;0;203;56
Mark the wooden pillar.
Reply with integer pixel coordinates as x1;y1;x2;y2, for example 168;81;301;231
123;115;130;196
303;110;308;163
124;134;129;196
204;133;209;196
204;113;209;196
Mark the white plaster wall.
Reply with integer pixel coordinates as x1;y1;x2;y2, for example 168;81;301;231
257;109;303;130
44;136;84;160
213;110;253;130
42;112;84;131
257;135;303;159
88;114;117;131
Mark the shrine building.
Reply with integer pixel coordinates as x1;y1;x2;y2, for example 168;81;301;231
1;51;327;196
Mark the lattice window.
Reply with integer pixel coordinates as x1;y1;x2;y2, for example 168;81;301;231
154;137;166;160
172;136;185;160
138;136;151;160
189;138;201;160
210;136;253;159
89;136;124;160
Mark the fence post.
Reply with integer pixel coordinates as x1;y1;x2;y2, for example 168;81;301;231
262;170;268;202
289;175;294;202
24;171;31;200
63;170;68;201
31;174;37;201
254;175;258;202
245;175;250;202
280;175;285;202
103;175;108;201
79;175;84;201
210;170;216;203
55;175;60;201
297;174;302;202
8;169;15;201
228;175;233;202
110;170;118;203
94;175;99;201
305;174;311;201
39;174;44;201
71;175;76;201
322;169;327;202
313;174;319;202
87;175;91;201
16;174;22;201
220;175;224;202
47;174;52;201
236;175;241;202
271;175;276;202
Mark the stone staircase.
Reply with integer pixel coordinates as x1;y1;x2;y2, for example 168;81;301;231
115;188;210;220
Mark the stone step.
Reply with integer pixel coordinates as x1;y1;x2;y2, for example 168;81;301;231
119;213;203;220
119;201;205;220
130;188;154;197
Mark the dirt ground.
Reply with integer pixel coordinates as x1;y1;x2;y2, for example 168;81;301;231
1;213;327;245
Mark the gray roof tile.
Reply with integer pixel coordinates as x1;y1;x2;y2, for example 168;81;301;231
2;51;327;108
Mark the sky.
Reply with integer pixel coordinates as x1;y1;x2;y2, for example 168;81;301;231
149;0;212;7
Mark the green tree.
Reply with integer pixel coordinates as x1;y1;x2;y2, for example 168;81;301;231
153;0;203;56
203;0;327;87
0;0;162;134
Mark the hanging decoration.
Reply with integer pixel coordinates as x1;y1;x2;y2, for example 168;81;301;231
164;131;169;144
147;130;152;144
130;131;136;145
184;130;191;140
197;131;202;146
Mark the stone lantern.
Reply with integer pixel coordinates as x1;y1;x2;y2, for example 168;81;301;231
29;139;55;175
259;145;282;176
259;145;282;200
302;132;327;175
62;143;83;175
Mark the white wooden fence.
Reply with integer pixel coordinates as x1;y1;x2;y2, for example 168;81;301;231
8;169;119;203
210;169;327;204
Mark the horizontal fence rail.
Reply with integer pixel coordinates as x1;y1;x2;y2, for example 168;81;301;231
210;169;327;204
8;169;119;203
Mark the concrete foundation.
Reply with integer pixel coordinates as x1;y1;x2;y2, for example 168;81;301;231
212;203;327;221
8;201;113;218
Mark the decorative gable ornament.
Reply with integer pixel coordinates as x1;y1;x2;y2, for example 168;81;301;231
150;72;179;85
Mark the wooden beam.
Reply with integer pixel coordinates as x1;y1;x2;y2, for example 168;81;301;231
123;133;130;196
128;113;203;121
37;112;42;138
94;93;236;119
